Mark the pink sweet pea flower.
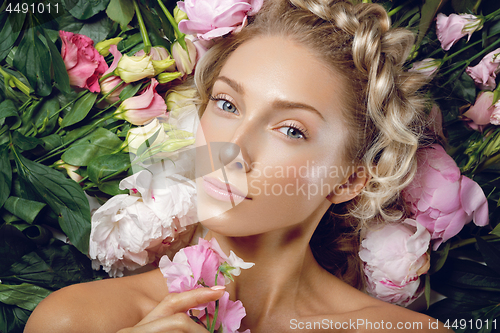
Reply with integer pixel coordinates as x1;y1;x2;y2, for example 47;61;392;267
115;78;167;125
177;0;263;41
100;45;128;103
403;144;489;250
462;91;497;131
466;48;500;90
436;13;483;51
59;31;108;93
359;219;431;307
198;292;247;333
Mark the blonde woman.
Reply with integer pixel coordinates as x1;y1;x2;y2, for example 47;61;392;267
25;0;449;332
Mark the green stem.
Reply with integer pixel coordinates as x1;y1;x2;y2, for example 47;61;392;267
485;7;500;21
156;0;187;50
472;0;482;15
388;5;403;17
450;234;499;250
133;0;151;53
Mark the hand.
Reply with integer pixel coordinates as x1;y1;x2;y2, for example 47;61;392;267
117;286;226;333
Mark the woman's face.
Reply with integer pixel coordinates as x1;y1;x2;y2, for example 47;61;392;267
196;36;353;236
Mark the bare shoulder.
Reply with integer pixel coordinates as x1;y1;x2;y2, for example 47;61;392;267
295;275;451;333
24;269;168;333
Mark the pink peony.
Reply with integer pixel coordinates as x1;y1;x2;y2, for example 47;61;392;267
463;91;499;131
177;0;263;41
115;78;167;125
409;58;441;76
436;13;483;51
466;48;500;90
359;219;431;307
403;144;489;250
59;31;108;93
100;45;128;103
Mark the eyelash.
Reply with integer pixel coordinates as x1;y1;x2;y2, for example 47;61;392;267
209;94;309;140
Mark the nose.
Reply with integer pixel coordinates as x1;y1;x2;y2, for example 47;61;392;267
217;142;250;172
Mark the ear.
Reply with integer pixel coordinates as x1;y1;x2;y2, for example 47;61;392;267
327;166;370;204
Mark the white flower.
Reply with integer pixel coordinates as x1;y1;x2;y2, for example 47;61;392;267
227;251;255;276
89;170;197;277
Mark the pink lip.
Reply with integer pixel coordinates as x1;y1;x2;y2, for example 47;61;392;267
202;177;249;202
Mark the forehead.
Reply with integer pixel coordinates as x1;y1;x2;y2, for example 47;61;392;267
217;36;346;123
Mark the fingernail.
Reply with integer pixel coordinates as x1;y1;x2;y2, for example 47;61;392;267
210;285;225;291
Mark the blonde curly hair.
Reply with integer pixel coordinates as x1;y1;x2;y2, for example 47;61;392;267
194;0;429;289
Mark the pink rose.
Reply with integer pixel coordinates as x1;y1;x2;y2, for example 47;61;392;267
436;13;483;51
466;48;500;90
403;144;489;250
59;31;108;93
115;78;167;125
359;219;431;306
408;58;441;77
463;91;498;131
100;45;128;103
177;0;263;41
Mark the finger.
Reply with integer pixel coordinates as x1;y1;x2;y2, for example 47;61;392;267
134;313;210;333
138;287;225;325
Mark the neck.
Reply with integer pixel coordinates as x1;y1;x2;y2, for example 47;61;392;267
204;200;332;328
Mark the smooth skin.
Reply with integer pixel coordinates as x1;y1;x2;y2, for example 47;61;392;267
25;36;450;333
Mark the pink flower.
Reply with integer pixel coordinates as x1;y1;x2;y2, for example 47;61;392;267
408;58;441;76
403;144;489;250
59;31;108;93
198;292;247;333
115;78;167;125
466;48;500;90
463;91;498;131
177;0;263;41
359;219;431;307
491;100;500;125
100;45;128;103
436;13;483;51
159;238;253;331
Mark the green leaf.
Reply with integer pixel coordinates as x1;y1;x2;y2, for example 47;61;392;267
0;144;12;209
0;239;98;290
3;196;46;224
416;0;445;47
451;0;477;12
0;223;36;273
62;127;123;166
87;153;131;184
13;27;52;97
106;0;135;28
60;92;98;128
119;82;142;100
476;236;500;276
97;180;128;195
0;12;25;62
424;274;431;310
0;99;21;129
78;15;114;45
429;241;450;274
39;134;63;153
40;28;71;94
12;131;43;151
0;283;52;311
12;150;91;254
32;96;60;137
0;303;31;333
63;0;110;20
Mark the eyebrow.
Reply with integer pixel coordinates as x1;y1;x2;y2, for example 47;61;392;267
215;75;325;121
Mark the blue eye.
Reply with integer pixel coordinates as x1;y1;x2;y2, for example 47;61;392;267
278;125;305;139
216;99;237;113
